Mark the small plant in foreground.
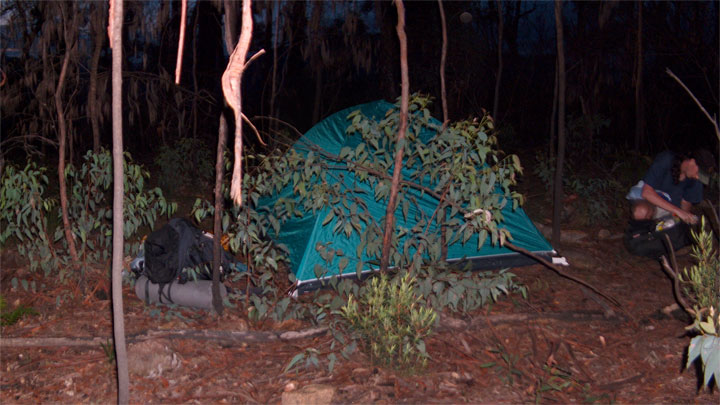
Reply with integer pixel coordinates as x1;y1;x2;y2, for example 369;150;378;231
100;339;116;364
680;217;719;389
0;296;38;326
340;272;436;372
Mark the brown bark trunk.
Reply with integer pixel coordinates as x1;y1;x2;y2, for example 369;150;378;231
634;2;644;151
270;1;279;132
89;3;105;153
312;66;323;123
192;4;199;138
109;0;129;402
55;5;79;265
437;0;448;261
223;0;237;51
549;60;558;162
210;0;239;315
212;114;229;315
493;0;504;123
437;0;448;128
380;0;409;273
551;0;566;247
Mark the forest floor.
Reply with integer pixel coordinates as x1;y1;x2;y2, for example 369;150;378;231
1;184;719;404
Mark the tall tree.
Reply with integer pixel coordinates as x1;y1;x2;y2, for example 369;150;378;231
55;2;79;265
437;0;449;261
310;1;324;124
493;0;504;123
551;0;566;247
88;2;106;153
224;0;254;206
109;0;130;401
437;0;448;127
380;0;409;273
633;1;644;150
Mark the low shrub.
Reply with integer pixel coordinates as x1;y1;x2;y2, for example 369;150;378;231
340;273;436;372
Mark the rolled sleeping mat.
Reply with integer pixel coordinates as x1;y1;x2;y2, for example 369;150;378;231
134;275;227;310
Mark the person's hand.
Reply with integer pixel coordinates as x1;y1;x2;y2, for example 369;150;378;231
675;209;698;224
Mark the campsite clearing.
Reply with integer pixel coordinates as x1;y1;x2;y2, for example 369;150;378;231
1;222;717;403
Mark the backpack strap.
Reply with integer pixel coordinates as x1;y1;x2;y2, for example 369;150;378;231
157;282;174;304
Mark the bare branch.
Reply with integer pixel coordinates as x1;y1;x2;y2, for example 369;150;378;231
503;241;623;311
241;113;265;146
659;251;696;317
666;68;720;142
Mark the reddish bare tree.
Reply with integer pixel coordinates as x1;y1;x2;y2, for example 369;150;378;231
174;0;187;84
55;2;79;265
551;0;567;247
222;0;254;207
380;0;409;273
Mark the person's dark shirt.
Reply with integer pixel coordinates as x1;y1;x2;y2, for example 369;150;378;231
643;151;703;207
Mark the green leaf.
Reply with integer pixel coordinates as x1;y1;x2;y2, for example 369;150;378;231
338;257;349;273
284;352;305;373
322;210;334;226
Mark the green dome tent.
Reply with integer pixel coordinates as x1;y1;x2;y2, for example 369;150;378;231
264;100;556;292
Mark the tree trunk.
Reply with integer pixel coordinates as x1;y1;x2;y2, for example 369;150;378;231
437;0;448;128
551;0;566;248
211;0;239;316
55;4;79;265
223;0;237;53
270;1;279;133
633;1;644;151
380;0;409;273
212;114;228;315
310;2;324;124
88;3;105;153
225;0;253;206
192;3;199;139
174;0;188;84
110;0;130;402
437;0;448;261
312;66;323;124
493;0;504;123
549;59;558;162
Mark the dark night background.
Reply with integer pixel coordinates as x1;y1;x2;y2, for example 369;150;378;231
1;0;718;178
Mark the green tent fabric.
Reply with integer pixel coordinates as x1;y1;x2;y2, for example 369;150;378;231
266;100;555;291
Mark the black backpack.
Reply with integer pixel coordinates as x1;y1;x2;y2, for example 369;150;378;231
142;218;236;284
624;218;692;258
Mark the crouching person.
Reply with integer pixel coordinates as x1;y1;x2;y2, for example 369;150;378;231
627;149;715;224
623;149;716;258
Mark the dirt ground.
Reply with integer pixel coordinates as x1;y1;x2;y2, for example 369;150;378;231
1;222;718;404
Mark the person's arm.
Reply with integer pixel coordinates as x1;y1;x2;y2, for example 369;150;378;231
641;183;697;223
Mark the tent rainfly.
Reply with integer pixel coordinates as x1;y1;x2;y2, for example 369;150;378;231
264;100;557;293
